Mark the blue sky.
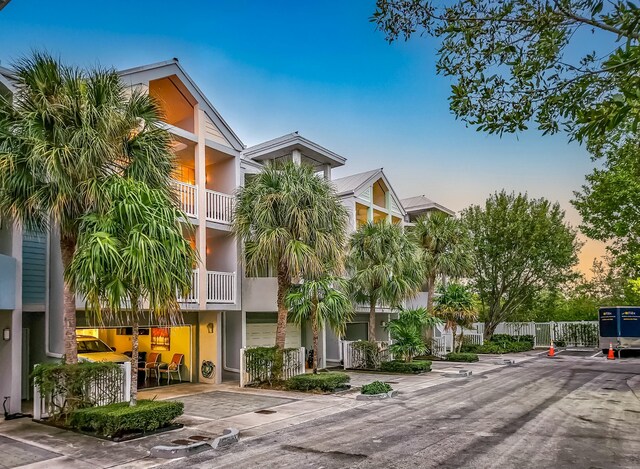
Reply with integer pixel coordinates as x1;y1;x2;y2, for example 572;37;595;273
0;0;604;271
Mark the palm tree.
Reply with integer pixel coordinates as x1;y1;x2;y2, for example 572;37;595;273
286;277;353;373
387;307;441;362
347;220;423;341
434;283;477;353
410;212;473;313
233;162;348;351
67;177;197;405
0;53;175;363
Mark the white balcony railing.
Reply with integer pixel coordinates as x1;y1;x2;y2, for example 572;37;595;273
206;189;234;225
207;271;236;303
173;181;198;218
178;269;199;303
177;270;235;304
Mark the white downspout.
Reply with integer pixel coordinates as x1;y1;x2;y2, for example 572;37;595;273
45;231;63;358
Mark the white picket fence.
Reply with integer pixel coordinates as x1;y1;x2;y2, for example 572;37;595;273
342;340;391;370
473;321;599;348
33;362;131;420
239;347;305;387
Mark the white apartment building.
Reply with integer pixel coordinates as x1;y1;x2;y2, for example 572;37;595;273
0;59;453;410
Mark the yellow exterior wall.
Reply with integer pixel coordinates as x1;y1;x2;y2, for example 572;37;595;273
198;311;218;383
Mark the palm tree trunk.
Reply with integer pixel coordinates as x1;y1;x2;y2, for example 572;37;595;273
275;269;289;350
312;306;319;374
451;324;457;354
130;315;139;407
368;299;376;342
60;236;77;364
426;275;436;313
458;329;464;353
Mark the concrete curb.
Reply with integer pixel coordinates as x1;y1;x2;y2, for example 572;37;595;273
356;390;398;401
443;370;473;378
211;427;240;449
150;428;240;459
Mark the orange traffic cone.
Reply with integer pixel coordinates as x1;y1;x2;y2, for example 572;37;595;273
607;343;615;360
548;341;555;357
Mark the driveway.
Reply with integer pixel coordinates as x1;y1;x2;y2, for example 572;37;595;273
163;351;640;469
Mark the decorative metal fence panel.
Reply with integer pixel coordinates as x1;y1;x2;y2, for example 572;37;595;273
33;362;131;420
239;347;305;388
470;321;600;348
342;341;391;370
553;321;599;347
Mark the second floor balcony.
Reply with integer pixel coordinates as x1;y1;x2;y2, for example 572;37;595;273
172;180;234;225
178;269;237;305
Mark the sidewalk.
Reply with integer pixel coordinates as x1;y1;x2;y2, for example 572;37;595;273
0;353;537;468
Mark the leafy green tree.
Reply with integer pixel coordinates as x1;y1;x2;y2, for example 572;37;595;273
234;162;348;351
434;283;477;352
347;220;423;341
573;137;640;277
286;277;353;373
463;191;579;339
372;0;640;141
410;212;473;313
67;178;197;405
0;53;174;363
386;307;441;362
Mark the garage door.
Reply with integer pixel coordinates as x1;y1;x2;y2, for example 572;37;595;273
246;323;301;348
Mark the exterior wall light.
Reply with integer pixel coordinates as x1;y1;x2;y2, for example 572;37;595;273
206;323;214;334
2;327;10;341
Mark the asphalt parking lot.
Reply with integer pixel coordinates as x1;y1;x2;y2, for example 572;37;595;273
167;350;640;469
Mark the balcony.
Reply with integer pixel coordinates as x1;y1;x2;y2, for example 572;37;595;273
205;189;234;225
173;180;198;218
171;180;234;225
178;270;236;304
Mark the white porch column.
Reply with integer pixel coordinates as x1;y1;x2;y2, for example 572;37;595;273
291;149;302;166
323;164;332;180
195;105;207;309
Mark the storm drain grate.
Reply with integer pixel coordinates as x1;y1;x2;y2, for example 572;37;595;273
255;409;277;414
189;435;212;441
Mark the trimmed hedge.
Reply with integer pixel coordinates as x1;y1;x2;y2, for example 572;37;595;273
380;360;431;374
69;400;184;438
286;372;350;392
447;352;479;362
461;334;533;354
361;381;392;395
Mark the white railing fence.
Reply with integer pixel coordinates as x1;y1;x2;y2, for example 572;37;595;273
173;181;198;217
239;346;305;388
206;189;234;224
34;362;131;420
469;321;600;348
342;340;391;370
178;269;199;303
207;271;236;303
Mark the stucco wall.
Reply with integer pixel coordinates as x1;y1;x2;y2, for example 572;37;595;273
242;277;278;311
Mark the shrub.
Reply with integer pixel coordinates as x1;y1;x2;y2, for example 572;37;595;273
350;341;387;369
473;340;533;354
31;362;121;419
447;352;479;362
286;372;350;392
361;381;392;395
380;360;431;373
492;334;534;346
244;346;300;385
69;400;183;438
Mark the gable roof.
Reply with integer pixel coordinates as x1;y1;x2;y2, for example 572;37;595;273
118;58;245;151
243;132;346;168
0;65;15;93
331;168;407;216
400;195;455;216
331;168;382;196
